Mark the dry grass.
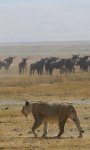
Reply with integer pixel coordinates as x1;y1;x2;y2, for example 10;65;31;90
0;71;90;101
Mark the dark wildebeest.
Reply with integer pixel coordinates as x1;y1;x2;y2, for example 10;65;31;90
19;58;28;74
78;56;89;61
30;58;46;75
0;56;15;71
72;55;79;64
86;60;90;71
77;60;90;72
64;58;75;73
0;60;7;69
77;56;90;72
45;57;59;73
47;60;64;75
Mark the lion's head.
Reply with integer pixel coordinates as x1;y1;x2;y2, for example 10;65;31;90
22;101;32;117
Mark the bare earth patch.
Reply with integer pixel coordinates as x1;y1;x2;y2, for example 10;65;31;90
0;100;90;150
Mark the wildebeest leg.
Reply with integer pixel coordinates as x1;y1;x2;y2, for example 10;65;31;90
33;69;35;75
49;68;52;75
70;68;72;73
40;69;43;75
32;118;42;137
22;68;23;74
25;65;27;73
5;65;8;73
88;65;90;71
42;121;48;138
70;113;84;138
57;120;66;138
80;65;83;72
37;70;39;75
19;67;22;74
23;68;25;74
73;67;75;73
19;69;21;74
30;68;32;75
60;68;62;74
5;68;9;73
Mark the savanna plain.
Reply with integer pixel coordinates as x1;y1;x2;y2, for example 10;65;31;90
0;42;90;150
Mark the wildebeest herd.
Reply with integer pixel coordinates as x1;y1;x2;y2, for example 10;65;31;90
0;55;90;75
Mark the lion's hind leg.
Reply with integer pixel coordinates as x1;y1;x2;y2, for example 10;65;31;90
69;109;84;138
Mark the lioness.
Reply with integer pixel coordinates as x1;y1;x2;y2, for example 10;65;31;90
22;101;84;138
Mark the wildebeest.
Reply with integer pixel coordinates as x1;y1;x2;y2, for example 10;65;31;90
22;101;84;138
45;57;59;73
72;55;79;63
0;56;15;70
30;58;47;75
78;56;89;62
47;59;64;75
0;60;7;69
64;58;75;73
86;60;90;71
77;56;90;72
19;58;28;74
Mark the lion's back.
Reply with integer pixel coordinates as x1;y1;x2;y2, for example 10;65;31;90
32;102;59;120
32;102;76;122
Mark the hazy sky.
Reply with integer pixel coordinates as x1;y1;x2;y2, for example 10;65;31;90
0;0;90;42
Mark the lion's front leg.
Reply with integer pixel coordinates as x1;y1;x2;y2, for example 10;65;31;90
32;117;42;137
57;120;66;138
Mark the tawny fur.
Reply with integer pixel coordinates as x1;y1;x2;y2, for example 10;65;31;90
22;101;84;138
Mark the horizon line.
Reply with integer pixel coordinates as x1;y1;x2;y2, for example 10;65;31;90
0;40;90;45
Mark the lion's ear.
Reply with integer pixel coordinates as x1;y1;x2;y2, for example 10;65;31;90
25;101;29;106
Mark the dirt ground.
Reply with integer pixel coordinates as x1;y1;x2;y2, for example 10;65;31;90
0;101;90;150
